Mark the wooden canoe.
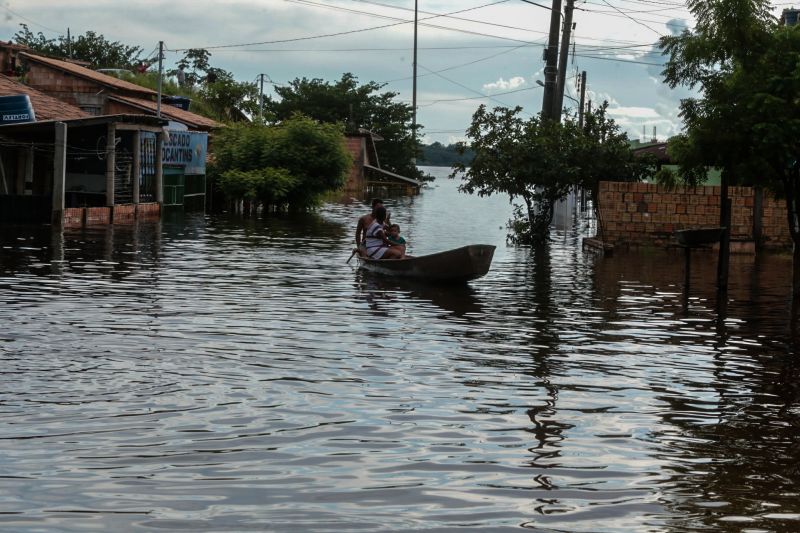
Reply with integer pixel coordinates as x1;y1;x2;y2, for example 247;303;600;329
357;244;496;283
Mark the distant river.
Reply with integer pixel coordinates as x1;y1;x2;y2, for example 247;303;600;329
1;166;799;531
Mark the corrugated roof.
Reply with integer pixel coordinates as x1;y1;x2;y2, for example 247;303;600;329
0;74;89;121
108;95;221;130
20;52;157;96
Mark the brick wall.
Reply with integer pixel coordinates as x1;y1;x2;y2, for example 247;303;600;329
63;204;161;226
63;207;83;228
25;64;98;106
343;137;365;193
85;207;111;225
113;204;135;224
136;202;160;220
597;181;791;248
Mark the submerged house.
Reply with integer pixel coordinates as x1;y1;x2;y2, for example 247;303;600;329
344;129;421;195
0;74;168;225
0;43;220;212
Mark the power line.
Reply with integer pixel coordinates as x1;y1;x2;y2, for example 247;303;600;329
381;41;541;83
171;0;519;51
596;0;665;35
2;6;63;34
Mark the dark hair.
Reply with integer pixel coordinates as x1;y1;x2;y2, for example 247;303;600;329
371;198;384;208
389;224;400;231
374;206;387;224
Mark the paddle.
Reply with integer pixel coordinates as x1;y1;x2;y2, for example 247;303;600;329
346;248;359;264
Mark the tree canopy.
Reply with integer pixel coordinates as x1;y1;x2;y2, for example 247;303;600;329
453;103;649;245
209;115;352;211
421;142;474;167
264;73;423;181
13;24;144;69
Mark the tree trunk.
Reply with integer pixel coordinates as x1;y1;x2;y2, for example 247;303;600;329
784;171;800;299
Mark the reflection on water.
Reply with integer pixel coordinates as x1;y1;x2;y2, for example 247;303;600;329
1;167;800;531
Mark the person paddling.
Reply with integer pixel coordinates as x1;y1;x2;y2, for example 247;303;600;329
363;206;403;259
355;198;391;246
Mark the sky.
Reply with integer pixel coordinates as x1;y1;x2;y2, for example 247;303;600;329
0;0;795;144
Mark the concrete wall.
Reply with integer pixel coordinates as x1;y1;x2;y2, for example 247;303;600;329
597;181;792;248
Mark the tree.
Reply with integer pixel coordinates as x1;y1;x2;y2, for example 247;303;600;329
420;142;475;167
167;48;212;86
13;24;144;69
453;103;648;245
209;115;352;212
163;49;261;122
659;0;800;297
660;0;774;189
265;73;423;181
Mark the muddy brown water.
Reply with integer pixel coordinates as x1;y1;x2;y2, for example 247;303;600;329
1;167;799;532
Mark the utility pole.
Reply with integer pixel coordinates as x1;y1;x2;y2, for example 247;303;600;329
156;41;163;119
67;28;72;59
553;0;575;121
578;70;587;127
541;0;563;120
412;0;418;161
259;73;265;122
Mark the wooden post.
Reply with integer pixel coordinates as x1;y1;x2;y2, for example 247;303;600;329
578;71;587;128
155;131;164;205
18;148;33;195
541;0;563;120
52;122;67;224
15;150;25;194
554;0;575;121
106;122;116;206
132;130;141;205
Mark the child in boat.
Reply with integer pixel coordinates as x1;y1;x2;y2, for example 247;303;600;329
387;224;407;257
364;207;404;260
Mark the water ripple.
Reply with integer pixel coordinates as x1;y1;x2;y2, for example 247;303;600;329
1;170;799;531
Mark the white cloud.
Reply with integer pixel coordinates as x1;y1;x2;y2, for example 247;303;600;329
607;106;661;119
482;76;527;93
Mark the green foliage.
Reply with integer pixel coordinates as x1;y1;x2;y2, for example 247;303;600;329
167;48;212;86
453;103;648;245
161;49;261;122
13;24;144;69
660;1;800;249
665;134;713;187
265;73;423;181
659;0;775;187
653;167;679;190
218;168;297;203
209;116;352;211
421;142;474;167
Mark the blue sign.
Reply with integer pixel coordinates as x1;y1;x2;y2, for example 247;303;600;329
0;95;36;124
163;130;208;174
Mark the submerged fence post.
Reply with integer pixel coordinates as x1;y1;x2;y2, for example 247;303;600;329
52;122;67;224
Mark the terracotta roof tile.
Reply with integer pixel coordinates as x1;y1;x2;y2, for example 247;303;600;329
20;52;156;96
0;74;89;121
109;95;221;130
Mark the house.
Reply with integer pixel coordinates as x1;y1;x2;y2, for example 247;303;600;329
344;129;421;195
0;45;219;211
0;74;169;225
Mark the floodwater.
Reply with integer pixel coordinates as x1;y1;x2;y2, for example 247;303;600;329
1;166;800;532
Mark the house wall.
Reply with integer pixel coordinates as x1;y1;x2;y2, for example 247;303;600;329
597;181;791;248
105;99;142;115
343;137;365;193
25;63;107;114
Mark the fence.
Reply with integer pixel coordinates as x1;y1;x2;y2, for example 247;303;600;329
596;181;791;248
